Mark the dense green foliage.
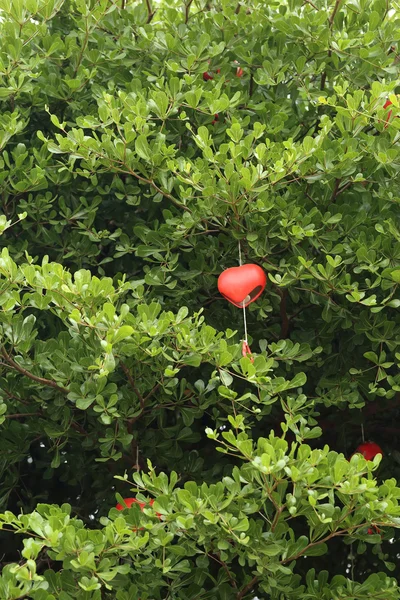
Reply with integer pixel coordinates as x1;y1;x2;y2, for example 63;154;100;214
0;0;400;597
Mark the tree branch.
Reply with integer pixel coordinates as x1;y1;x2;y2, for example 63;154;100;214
1;348;69;394
209;553;237;589
303;0;319;9
145;0;156;23
329;0;342;26
320;0;341;90
185;0;194;23
120;360;145;411
249;72;254;97
329;177;341;203
236;575;258;599
279;289;290;338
5;412;40;419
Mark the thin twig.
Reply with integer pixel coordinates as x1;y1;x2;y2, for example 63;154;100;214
249;72;254;97
143;382;161;402
5;413;40;419
145;0;156;22
289;303;313;321
279;289;290;338
329;177;341;203
236;575;258;599
1;348;69;394
303;0;319;9
209;553;237;589
320;0;341;90
329;0;342;26
120;360;145;411
185;0;194;23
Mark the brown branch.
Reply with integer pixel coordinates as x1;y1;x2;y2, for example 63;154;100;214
73;27;89;76
209;553;237;589
303;0;319;9
279;289;290;338
1;348;69;394
336;180;356;196
120;360;145;411
70;420;88;435
185;0;194;23
320;0;341;90
5;412;40;419
329;177;341;203
143;382;160;402
271;505;284;531
289;303;313;321
280;522;366;565
236;575;258;599
329;0;342;26
320;62;328;91
145;0;156;22
249;72;254;98
123;166;191;213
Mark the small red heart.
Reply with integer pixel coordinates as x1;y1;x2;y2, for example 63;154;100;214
384;99;393;128
116;497;161;519
351;441;383;461
218;264;266;308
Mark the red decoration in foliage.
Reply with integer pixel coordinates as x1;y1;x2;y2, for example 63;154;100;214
383;98;392;128
218;264;267;308
242;340;254;363
116;497;161;519
203;71;213;81
353;441;383;461
212;113;219;125
116;497;147;511
236;66;244;77
368;524;381;535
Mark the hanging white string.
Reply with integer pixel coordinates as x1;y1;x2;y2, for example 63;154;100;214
238;240;248;344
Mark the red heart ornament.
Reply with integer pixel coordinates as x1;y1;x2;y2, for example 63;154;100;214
383;99;393;128
351;441;383;461
116;497;161;519
218;264;266;308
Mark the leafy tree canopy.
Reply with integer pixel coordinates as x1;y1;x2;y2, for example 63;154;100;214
0;0;400;598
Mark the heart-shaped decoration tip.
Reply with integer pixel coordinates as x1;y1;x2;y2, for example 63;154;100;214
218;264;267;308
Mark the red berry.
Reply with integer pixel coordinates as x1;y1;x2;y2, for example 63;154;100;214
353;441;383;461
203;71;213;81
212;113;219;125
216;68;221;74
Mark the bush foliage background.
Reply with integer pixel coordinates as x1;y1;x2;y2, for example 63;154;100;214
0;0;400;597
